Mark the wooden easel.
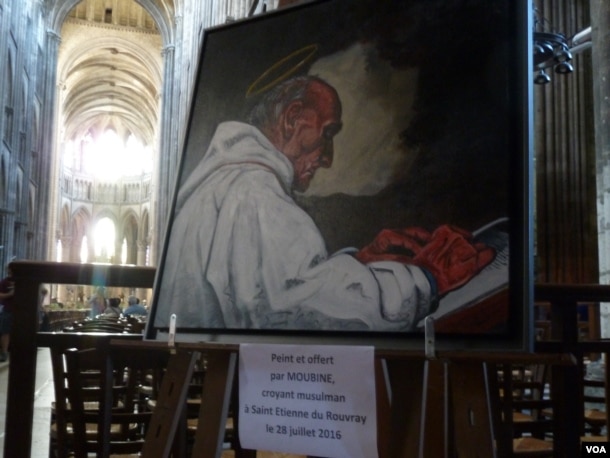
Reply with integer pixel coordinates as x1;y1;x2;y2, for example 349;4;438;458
135;340;574;458
0;261;581;458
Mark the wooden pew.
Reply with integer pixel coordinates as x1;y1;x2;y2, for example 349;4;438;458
3;261;155;458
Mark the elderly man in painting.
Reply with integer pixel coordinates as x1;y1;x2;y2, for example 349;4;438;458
155;75;494;332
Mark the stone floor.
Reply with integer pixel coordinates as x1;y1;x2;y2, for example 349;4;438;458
0;348;55;458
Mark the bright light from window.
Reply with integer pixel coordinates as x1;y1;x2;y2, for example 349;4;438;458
80;236;88;263
121;238;127;264
125;135;153;175
63;141;74;170
94;218;115;261
84;130;122;180
79;130;153;180
56;239;63;262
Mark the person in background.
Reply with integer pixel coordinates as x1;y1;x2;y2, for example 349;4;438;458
38;286;51;332
89;291;106;318
0;268;15;362
103;297;123;317
123;295;147;317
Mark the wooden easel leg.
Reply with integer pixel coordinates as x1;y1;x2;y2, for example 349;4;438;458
376;358;393;457
231;367;257;458
171;403;189;457
379;359;448;458
191;350;238;458
142;350;199;458
448;361;496;458
550;362;581;457
421;360;448;458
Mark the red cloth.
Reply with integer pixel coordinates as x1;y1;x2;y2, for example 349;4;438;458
411;225;495;296
356;225;495;296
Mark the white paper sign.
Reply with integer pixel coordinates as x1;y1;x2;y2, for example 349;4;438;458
238;343;378;458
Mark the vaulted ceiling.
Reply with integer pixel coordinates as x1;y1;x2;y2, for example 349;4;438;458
57;0;167;148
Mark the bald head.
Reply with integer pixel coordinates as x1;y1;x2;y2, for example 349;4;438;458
249;76;343;191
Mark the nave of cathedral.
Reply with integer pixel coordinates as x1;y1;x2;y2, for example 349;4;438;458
0;0;282;302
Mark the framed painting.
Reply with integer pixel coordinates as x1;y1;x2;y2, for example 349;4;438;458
147;0;534;352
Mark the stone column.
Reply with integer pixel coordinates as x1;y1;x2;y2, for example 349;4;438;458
43;30;63;262
60;236;72;263
153;44;176;265
55;236;72;304
592;0;610;336
533;0;597;286
136;239;149;302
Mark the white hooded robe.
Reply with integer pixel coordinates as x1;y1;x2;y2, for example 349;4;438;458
154;121;435;331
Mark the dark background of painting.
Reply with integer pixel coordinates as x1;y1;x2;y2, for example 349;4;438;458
179;0;514;253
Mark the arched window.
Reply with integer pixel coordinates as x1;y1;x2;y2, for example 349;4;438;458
3;52;13;142
73;129;153;180
80;236;88;263
121;237;127;264
94;217;115;261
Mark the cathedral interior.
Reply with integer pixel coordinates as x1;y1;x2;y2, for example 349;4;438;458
3;1;610;457
0;0;604;310
1;0;282;304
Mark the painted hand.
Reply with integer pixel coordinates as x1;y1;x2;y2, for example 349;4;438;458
411;225;495;296
355;227;432;264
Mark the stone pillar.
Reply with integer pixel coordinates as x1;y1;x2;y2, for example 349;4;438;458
0;213;13;274
54;236;72;304
136;239;149;302
60;236;72;263
44;30;63;262
592;0;610;336
153;44;176;266
137;239;147;266
533;0;597;286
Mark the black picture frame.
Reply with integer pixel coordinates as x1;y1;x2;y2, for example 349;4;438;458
146;0;534;352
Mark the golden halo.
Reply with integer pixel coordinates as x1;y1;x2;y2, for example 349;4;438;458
246;44;319;98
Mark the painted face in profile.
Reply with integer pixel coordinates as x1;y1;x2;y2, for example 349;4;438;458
284;80;343;192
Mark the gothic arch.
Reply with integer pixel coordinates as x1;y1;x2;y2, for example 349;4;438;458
140;208;150;244
20;80;28;132
59;203;70;237
3;51;14;144
89;209;119;262
32;103;40;153
70;206;91;263
0;157;6;206
4;51;13;107
47;0;182;269
134;0;174;44
15;173;22;216
120;211;139;264
58;35;162;145
28;185;35;225
92;208;118;227
50;0;173;45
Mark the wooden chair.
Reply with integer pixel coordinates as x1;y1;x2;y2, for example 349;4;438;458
149;353;239;456
488;362;554;457
46;333;143;458
63;343;172;457
62;316;138;334
581;354;610;442
60;338;198;458
47;333;137;457
534;353;610;445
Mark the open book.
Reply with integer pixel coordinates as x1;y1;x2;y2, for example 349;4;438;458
417;217;509;327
